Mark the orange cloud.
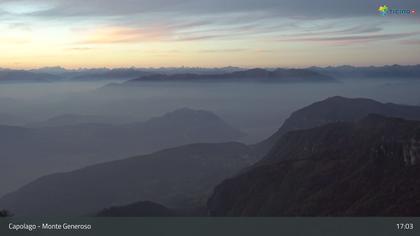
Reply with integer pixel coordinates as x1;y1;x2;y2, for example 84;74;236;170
80;26;171;44
77;22;229;44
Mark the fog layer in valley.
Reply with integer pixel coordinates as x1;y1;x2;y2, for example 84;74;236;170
1;77;420;198
2;78;420;141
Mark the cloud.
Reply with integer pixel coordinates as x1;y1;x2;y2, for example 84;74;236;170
0;0;54;14
2;0;418;46
0;0;419;67
80;26;169;44
75;14;282;44
66;47;92;51
274;23;384;39
277;31;420;45
8;22;31;31
77;20;228;44
20;0;419;19
198;48;247;53
400;39;420;45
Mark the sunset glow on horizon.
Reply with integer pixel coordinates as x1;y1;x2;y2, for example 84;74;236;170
1;0;420;69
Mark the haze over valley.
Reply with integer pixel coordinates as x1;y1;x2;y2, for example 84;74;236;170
1;68;420;216
1;0;420;218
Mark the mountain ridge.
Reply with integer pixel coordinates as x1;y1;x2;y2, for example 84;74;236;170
255;96;420;157
0;142;256;216
0;108;244;198
95;201;176;217
3;97;420;216
2;64;420;83
125;68;335;83
208;114;420;216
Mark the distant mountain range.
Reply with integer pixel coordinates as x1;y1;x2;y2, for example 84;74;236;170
2;64;419;83
0;67;242;83
123;68;335;83
0;68;151;83
66;68;152;81
208;114;420;216
0;70;59;83
31;66;242;76
0;108;244;198
312;64;420;79
3;97;420;216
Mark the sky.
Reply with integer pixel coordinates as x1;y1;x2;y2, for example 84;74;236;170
0;0;419;69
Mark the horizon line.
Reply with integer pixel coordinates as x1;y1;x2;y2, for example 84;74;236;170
1;63;420;71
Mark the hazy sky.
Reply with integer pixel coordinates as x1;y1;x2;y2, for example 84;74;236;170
0;0;419;68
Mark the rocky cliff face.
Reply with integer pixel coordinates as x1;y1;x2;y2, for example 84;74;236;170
403;138;420;166
208;115;420;216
